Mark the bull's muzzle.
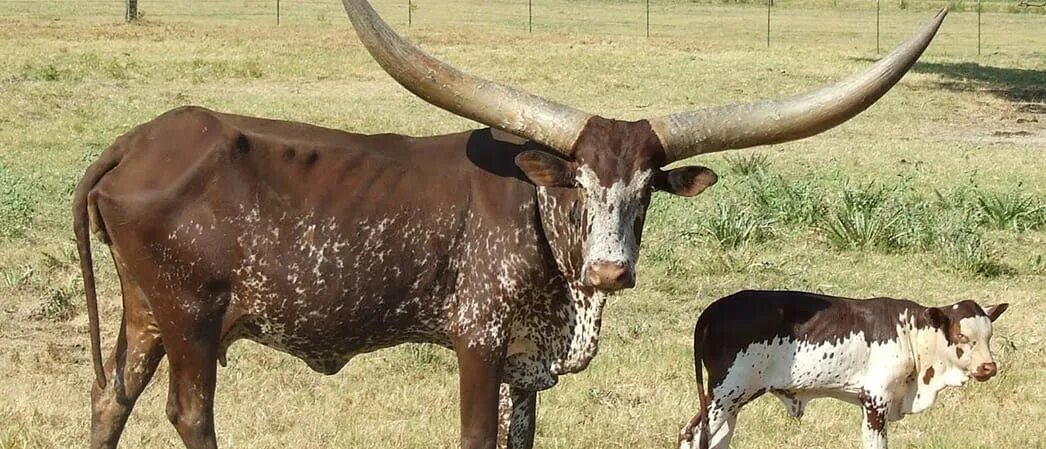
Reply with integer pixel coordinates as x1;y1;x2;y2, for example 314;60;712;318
973;362;997;382
584;261;635;291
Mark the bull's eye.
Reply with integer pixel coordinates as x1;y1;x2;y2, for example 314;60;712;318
956;333;969;344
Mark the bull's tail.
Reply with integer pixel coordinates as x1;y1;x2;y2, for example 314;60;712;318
73;149;120;388
692;312;711;449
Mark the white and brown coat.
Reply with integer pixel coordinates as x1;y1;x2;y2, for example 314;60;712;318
679;290;1009;449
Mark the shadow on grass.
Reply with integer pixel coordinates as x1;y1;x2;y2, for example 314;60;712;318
855;59;1046;113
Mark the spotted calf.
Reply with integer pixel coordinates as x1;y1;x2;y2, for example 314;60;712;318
678;290;1008;449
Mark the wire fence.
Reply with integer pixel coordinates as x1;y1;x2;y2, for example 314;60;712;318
1;0;1043;54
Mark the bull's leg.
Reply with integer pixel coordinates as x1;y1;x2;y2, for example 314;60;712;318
164;334;220;449
859;390;889;449
497;384;537;449
90;261;166;449
90;300;165;448
157;292;222;449
455;343;505;449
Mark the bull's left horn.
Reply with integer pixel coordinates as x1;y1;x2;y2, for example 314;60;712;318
649;8;947;163
340;0;592;155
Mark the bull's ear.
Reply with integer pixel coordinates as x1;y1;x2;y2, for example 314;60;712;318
925;307;949;330
984;303;1009;322
654;166;718;197
515;150;577;187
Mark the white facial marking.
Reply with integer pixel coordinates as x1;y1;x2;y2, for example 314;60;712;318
575;165;651;275
957;315;995;367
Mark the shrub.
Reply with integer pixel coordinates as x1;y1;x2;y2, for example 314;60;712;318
975;189;1045;231
935;229;1014;278
819;183;907;251
745;173;826;225
0;166;37;240
696;201;774;249
724;153;770;177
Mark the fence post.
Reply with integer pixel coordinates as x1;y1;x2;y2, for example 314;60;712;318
125;0;138;22
408;0;412;26
277;0;281;25
766;0;771;48
529;0;533;33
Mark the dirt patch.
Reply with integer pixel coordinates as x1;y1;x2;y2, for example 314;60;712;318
937;99;1046;148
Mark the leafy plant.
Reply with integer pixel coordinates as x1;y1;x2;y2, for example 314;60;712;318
0;166;38;240
724;153;770;177
745;173;826;225
975;189;1044;231
696;201;774;249
819;183;907;251
935;229;1014;278
31;285;79;321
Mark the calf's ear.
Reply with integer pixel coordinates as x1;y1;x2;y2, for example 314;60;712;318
984;303;1009;322
515;150;577;187
654;166;718;197
925;307;949;330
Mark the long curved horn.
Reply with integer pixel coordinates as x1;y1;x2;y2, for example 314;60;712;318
649;9;947;163
340;0;592;154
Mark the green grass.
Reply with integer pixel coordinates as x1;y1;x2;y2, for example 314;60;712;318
0;1;1044;449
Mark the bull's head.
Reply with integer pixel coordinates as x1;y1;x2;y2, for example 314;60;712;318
340;0;946;292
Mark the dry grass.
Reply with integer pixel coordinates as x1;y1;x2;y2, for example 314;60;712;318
0;1;1044;448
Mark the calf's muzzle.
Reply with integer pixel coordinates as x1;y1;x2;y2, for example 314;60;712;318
973;362;997;381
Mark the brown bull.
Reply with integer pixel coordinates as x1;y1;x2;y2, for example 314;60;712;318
74;2;947;448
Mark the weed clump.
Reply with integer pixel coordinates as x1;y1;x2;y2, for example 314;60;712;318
744;173;826;225
724;153;770;177
0;166;38;240
818;183;908;251
935;229;1014;278
696;201;774;249
975;188;1045;231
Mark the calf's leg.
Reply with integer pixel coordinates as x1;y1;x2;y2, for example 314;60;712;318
497;384;537;449
859;390;889;449
705;399;739;449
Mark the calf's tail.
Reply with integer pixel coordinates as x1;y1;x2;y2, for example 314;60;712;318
691;313;712;449
72;149;121;388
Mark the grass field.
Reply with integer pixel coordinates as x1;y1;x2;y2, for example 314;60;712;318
1;1;1044;448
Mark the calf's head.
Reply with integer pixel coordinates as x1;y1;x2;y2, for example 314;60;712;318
339;0;947;292
925;301;1009;383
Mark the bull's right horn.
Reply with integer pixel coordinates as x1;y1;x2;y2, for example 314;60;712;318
648;9;948;163
340;0;593;155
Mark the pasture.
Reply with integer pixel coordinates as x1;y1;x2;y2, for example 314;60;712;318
1;1;1043;448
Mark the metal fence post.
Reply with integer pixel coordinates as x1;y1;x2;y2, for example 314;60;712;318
978;0;982;55
529;0;533;33
277;0;281;25
125;0;138;22
766;0;771;48
408;0;412;26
